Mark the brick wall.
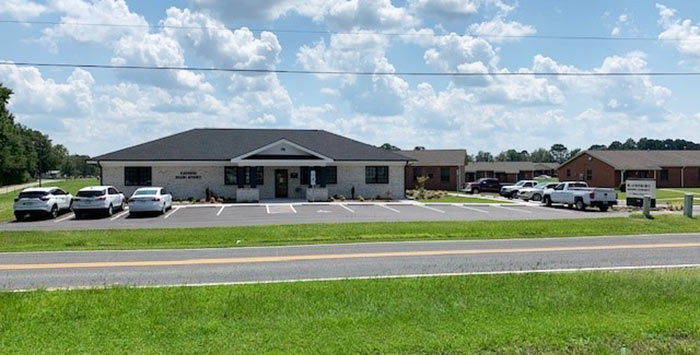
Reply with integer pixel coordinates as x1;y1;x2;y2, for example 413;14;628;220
405;166;458;191
558;153;617;187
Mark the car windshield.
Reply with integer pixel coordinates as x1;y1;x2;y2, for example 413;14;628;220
134;189;159;196
515;181;525;186
77;190;105;197
534;183;549;189
18;191;48;199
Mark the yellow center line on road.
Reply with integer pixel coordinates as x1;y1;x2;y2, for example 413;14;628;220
2;242;700;271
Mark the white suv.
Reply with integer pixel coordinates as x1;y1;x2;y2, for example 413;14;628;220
13;187;73;221
72;186;126;218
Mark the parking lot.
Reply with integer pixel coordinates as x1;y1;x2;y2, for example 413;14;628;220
0;201;629;231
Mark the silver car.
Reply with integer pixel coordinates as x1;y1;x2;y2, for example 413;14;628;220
517;182;559;202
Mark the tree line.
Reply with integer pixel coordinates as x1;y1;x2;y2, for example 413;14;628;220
0;84;98;186
380;136;700;166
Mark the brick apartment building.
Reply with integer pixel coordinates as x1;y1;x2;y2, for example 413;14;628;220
558;150;700;188
401;149;467;191
464;162;559;184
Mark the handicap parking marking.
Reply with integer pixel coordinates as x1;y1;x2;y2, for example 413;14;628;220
415;204;445;213
216;205;225;216
110;209;129;221
54;213;75;223
163;206;180;219
378;204;401;213
316;209;333;213
338;203;355;213
455;205;489;214
266;204;296;214
496;205;533;214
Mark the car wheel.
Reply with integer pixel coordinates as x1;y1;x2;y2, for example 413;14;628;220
14;213;24;222
532;193;542;202
119;201;125;211
106;204;114;217
600;205;609;212
49;205;58;219
472;188;480;194
160;203;166;215
544;196;552;207
575;200;585;211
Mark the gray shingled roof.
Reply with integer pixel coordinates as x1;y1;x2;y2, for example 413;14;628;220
91;129;412;162
399;149;467;166
465;161;560;174
573;150;700;170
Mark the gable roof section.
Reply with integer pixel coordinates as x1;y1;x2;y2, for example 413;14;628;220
399;149;467;166
465;161;559;174
90;128;412;162
570;150;700;170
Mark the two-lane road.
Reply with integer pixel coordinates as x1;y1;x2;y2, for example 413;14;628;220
2;233;700;291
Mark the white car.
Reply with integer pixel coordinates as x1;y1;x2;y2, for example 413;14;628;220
72;186;126;218
128;187;173;215
517;182;559;202
543;181;617;211
13;187;73;221
499;180;538;199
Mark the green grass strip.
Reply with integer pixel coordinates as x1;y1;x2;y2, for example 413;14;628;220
1;214;699;252
2;269;700;353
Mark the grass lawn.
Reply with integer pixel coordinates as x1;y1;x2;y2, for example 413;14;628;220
418;195;509;203
2;269;700;353
0;178;99;223
617;187;700;201
1;214;699;252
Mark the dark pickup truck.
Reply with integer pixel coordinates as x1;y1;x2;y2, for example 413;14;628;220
462;178;501;194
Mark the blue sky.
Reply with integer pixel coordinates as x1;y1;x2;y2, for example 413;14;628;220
1;0;700;156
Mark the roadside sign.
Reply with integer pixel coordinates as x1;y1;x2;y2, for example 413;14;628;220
625;179;656;207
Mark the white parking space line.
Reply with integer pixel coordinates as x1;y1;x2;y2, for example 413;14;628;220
265;204;271;214
54;213;74;223
455;205;489;214
163;207;180;219
496;205;533;214
338;204;355;213
416;204;445;213
538;206;574;214
289;204;297;214
216;205;225;216
110;210;129;221
379;204;401;213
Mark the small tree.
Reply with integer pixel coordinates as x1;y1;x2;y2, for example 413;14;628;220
415;176;430;191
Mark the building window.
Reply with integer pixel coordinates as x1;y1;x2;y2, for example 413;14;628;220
365;166;389;184
586;169;593;181
246;167;264;185
412;167;422;179
661;169;669;181
440;167;450;182
224;167;237;185
566;169;571;177
124;167;152;186
327;167;337;184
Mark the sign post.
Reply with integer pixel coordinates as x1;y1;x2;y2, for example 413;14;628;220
625;179;656;208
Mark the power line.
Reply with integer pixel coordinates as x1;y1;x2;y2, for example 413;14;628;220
0;18;695;42
2;61;699;77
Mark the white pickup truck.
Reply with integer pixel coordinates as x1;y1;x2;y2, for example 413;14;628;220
542;182;617;211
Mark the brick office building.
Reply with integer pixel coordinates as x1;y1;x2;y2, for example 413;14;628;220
401;149;467;191
558;150;700;188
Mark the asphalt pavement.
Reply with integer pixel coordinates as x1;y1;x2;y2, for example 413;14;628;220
1;233;699;290
1;202;628;231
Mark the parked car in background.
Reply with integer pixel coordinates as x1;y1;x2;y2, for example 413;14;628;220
542;181;617;211
72;186;126;218
13;187;73;221
463;178;501;194
128;187;173;215
500;180;538;198
517;182;559;202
